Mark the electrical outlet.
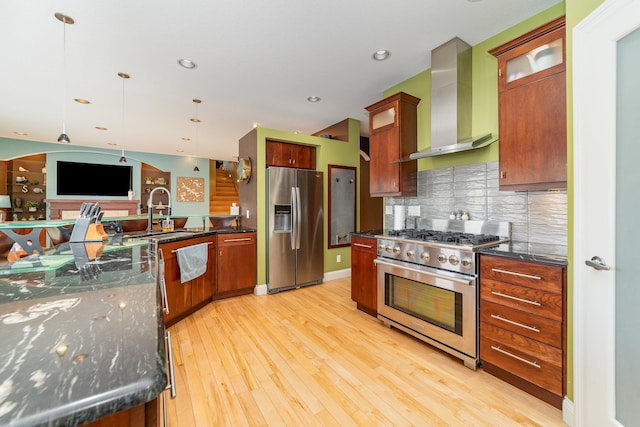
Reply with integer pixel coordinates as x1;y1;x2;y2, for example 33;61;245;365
336;254;342;263
246;209;250;218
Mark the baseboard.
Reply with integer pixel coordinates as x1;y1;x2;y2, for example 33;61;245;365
324;268;351;281
256;269;350;296
562;397;575;426
253;283;268;296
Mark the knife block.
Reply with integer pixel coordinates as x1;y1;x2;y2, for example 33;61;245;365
69;218;108;242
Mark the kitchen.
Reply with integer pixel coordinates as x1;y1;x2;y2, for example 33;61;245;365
0;0;636;426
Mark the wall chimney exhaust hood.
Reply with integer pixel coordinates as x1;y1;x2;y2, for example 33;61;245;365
409;37;497;160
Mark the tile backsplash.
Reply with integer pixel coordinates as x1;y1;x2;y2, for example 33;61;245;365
385;162;567;256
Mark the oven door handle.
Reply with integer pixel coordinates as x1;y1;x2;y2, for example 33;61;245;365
374;258;474;286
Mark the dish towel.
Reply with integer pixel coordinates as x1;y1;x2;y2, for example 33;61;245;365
176;243;208;283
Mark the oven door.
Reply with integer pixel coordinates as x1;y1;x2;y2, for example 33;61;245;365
375;257;477;366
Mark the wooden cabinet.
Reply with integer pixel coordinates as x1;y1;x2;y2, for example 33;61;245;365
266;140;316;169
215;232;256;298
350;235;377;317
83;398;158;427
6;154;47;221
141;163;171;214
365;92;420;197
479;254;566;409
159;235;216;326
490;17;566;191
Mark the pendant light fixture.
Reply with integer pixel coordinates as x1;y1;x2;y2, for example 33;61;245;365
118;72;130;163
55;13;74;143
191;99;202;172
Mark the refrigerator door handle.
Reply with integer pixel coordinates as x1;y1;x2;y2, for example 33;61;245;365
290;187;297;250
296;187;301;250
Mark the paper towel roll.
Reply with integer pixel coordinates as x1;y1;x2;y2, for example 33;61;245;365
393;205;406;230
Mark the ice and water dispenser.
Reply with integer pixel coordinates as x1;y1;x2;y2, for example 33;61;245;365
273;204;292;232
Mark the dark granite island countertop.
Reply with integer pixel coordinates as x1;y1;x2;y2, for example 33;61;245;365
0;240;166;427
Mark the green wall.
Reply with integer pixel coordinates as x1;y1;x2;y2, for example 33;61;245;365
384;3;566;171
249;119;361;285
1;137;210;216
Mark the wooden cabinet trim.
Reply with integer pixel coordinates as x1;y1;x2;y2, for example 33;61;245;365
489;16;566;57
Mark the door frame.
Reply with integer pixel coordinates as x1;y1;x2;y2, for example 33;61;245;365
573;0;640;426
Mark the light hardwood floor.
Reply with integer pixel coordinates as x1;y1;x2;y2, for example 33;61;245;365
164;278;566;426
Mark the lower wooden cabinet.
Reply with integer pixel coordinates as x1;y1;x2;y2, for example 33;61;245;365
215;232;257;298
81;398;159;427
160;235;216;326
350;235;378;316
479;254;566;409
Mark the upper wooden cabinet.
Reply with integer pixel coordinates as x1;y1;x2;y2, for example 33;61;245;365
365;92;420;197
266;140;316;169
489;17;567;191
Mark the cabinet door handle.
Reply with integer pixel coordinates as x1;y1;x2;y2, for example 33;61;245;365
158;249;169;314
490;314;540;332
490;291;541;306
165;331;177;398
223;237;252;242
490;345;541;368
491;268;541;280
353;243;373;249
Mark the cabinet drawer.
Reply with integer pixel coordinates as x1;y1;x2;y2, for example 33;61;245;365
481;279;562;320
480;300;561;347
480;256;562;293
217;232;256;247
351;236;377;254
480;324;562;395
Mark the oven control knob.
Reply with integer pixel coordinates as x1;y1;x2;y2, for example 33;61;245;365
393;246;401;255
448;255;460;266
420;252;430;262
437;254;447;264
385;245;393;253
378;244;385;253
406;250;415;259
461;257;473;268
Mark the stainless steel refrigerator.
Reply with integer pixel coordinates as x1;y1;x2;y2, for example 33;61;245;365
267;167;324;293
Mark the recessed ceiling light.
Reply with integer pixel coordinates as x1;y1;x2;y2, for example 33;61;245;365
107;142;117;146
13;131;28;136
372;50;391;61
74;98;90;104
190;118;201;123
95;126;108;131
182;137;191;141
176;149;184;153
307;96;321;102
178;59;197;69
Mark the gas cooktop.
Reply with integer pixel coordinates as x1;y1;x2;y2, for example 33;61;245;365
382;228;504;247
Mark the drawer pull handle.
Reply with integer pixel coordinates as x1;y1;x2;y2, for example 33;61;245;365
490;314;540;332
491;345;541;368
491;268;541;280
353;243;373;249
223;237;252;242
491;291;541;306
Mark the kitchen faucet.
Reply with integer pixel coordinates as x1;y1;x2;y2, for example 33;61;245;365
147;187;171;232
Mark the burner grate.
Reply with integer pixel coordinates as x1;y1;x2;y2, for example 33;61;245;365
386;229;501;246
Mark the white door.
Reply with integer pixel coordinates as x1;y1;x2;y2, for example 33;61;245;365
574;0;640;426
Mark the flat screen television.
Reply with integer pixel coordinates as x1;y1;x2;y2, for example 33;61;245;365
57;161;132;196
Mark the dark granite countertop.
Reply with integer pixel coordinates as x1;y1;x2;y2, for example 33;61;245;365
478;245;568;266
350;230;384;238
0;239;166;427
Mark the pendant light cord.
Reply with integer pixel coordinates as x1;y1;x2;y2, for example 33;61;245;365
62;19;67;134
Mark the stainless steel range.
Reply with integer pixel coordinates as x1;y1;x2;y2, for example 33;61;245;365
375;219;511;369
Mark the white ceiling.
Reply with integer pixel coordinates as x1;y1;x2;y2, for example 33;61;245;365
0;0;561;161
